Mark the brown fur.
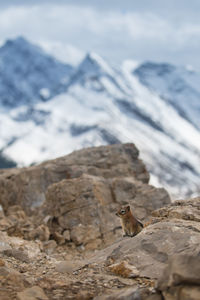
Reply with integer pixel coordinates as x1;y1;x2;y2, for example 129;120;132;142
116;205;143;237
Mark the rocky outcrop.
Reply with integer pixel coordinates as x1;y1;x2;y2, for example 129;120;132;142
152;197;200;222
45;174;169;249
157;255;200;300
0;143;199;299
0;197;199;299
0;143;149;212
87;197;200;299
84;198;200;277
0;143;170;250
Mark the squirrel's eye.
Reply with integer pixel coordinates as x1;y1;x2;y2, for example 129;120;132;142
121;210;125;214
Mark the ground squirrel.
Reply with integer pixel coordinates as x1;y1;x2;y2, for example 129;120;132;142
116;205;143;237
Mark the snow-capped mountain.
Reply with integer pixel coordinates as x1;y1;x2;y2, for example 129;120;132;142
134;62;200;131
0;37;73;107
0;37;200;199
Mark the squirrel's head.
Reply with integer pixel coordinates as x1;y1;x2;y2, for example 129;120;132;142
115;205;130;218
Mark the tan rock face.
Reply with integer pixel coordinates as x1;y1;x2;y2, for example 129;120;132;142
86;198;200;279
45;174;170;249
94;287;162;300
70;224;101;246
0;265;26;300
17;286;48;300
0;144;170;250
0;143;149;212
153;197;200;222
157;255;200;300
111;177;169;219
179;286;200;300
28;224;50;242
158;255;200;289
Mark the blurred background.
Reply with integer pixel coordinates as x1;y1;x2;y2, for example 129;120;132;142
0;0;200;199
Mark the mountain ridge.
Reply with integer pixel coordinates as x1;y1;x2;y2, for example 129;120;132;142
0;37;200;199
0;36;73;107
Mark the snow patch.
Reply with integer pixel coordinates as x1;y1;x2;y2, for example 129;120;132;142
40;88;50;99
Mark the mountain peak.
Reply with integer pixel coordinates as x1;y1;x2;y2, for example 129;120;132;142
0;36;73;107
6;36;31;46
78;52;114;77
1;36;42;55
134;61;176;77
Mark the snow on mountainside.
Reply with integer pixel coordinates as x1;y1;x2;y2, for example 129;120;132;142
0;37;200;198
134;62;200;130
0;37;73;107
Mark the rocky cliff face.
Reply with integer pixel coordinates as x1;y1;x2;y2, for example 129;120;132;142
0;144;199;300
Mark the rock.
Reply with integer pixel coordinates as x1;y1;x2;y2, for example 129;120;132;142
157;254;200;300
0;204;36;240
85;238;102;251
158;254;200;289
111;177;170;220
0;216;13;232
0;266;25;294
3;248;30;263
108;261;139;278
94;287;162;300
0;235;12;253
63;143;149;183
162;286;200;300
0;266;11;276
7;205;27;220
70;223;101;247
52;231;65;245
63;229;70;241
76;290;94;300
153;197;200;222
46;175;114;248
0;145;199;300
45;174;170;249
85;199;200;279
0;144;149;212
43;240;57;254
0;230;41;262
28;224;50;242
178;286;200;300
2;210;37;242
17;286;48;300
55;261;76;274
0;144;170;249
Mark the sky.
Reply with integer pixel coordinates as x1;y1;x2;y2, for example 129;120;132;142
0;0;200;68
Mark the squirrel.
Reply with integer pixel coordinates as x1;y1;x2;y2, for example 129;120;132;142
116;205;143;237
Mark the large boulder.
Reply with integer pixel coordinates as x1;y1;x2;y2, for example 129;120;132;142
84;198;200;278
157;255;200;300
0;143;149;212
45;174;170;249
152;197;200;222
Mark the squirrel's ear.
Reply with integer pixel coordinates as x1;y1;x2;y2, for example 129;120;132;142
126;205;130;211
